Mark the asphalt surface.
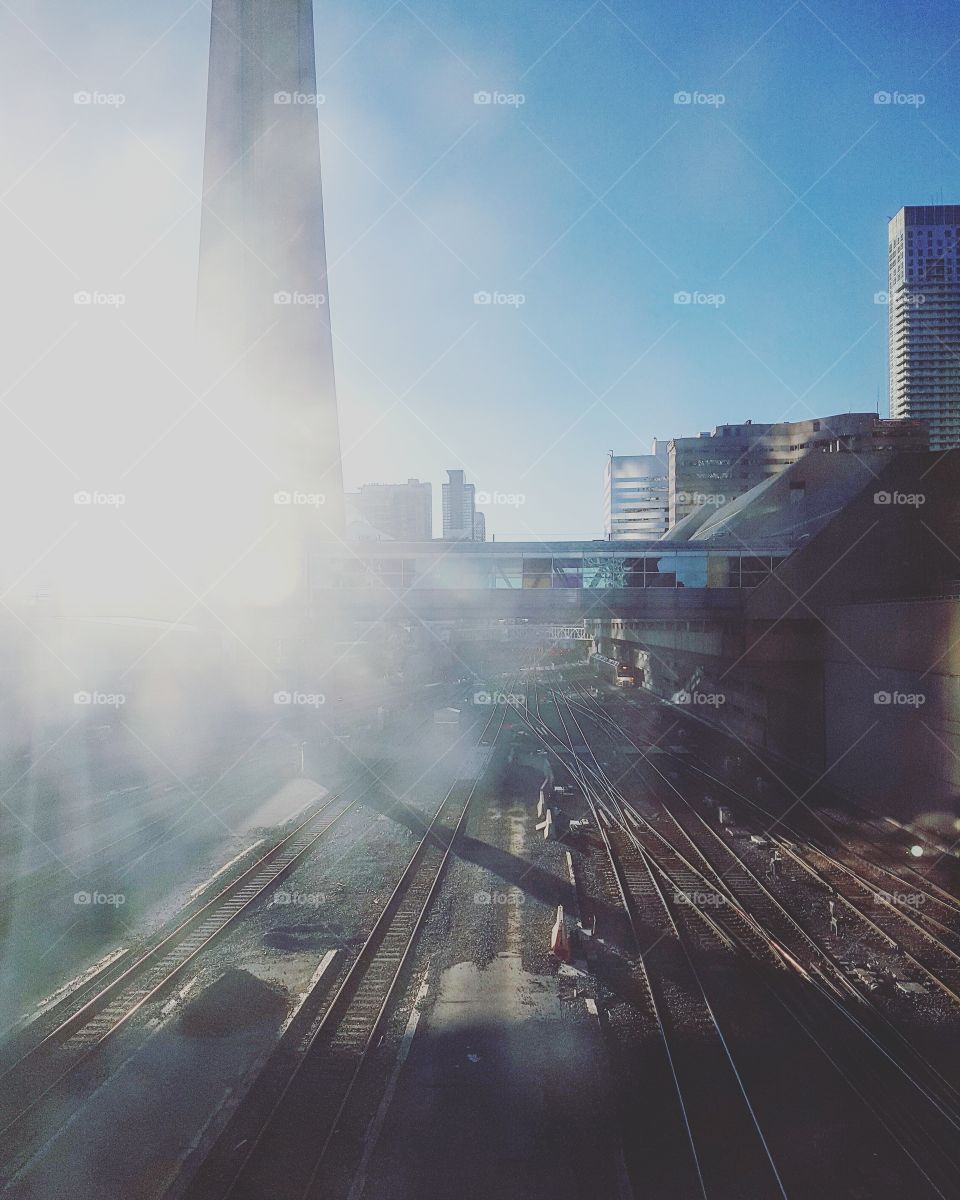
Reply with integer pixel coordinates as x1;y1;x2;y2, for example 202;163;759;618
347;730;626;1200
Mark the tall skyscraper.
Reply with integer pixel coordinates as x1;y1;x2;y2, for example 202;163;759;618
442;469;481;540
888;205;960;451
356;479;432;541
603;445;669;540
198;0;344;530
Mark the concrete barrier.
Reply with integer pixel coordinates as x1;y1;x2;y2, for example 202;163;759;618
536;807;555;840
550;905;571;962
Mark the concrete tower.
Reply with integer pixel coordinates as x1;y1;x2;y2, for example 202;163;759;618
198;0;344;532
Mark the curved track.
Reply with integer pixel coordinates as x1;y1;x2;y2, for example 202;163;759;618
181;701;510;1200
521;672;960;1198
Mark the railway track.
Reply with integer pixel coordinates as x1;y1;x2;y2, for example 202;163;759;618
0;769;380;1175
779;839;960;1006
629;693;960;1006
797;806;960;924
0;732;298;914
0;694;464;1059
575;683;960;1000
554;679;960;1195
613;685;960;938
179;701;509;1200
564;689;859;981
0;683;450;918
521;684;790;1200
569;685;960;1085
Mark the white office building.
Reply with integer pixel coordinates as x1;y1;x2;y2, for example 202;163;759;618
888;205;960;450
603;444;669;540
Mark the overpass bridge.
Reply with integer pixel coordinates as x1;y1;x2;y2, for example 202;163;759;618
309;540;791;624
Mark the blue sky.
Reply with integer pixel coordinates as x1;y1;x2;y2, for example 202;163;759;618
2;0;960;550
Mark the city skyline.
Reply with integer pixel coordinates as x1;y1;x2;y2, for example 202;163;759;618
2;0;960;590
2;8;960;1200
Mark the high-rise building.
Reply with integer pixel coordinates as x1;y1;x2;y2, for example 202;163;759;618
667;413;927;527
888;205;960;451
603;445;669;540
198;0;344;530
474;510;486;542
356;479;432;541
442;470;483;540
